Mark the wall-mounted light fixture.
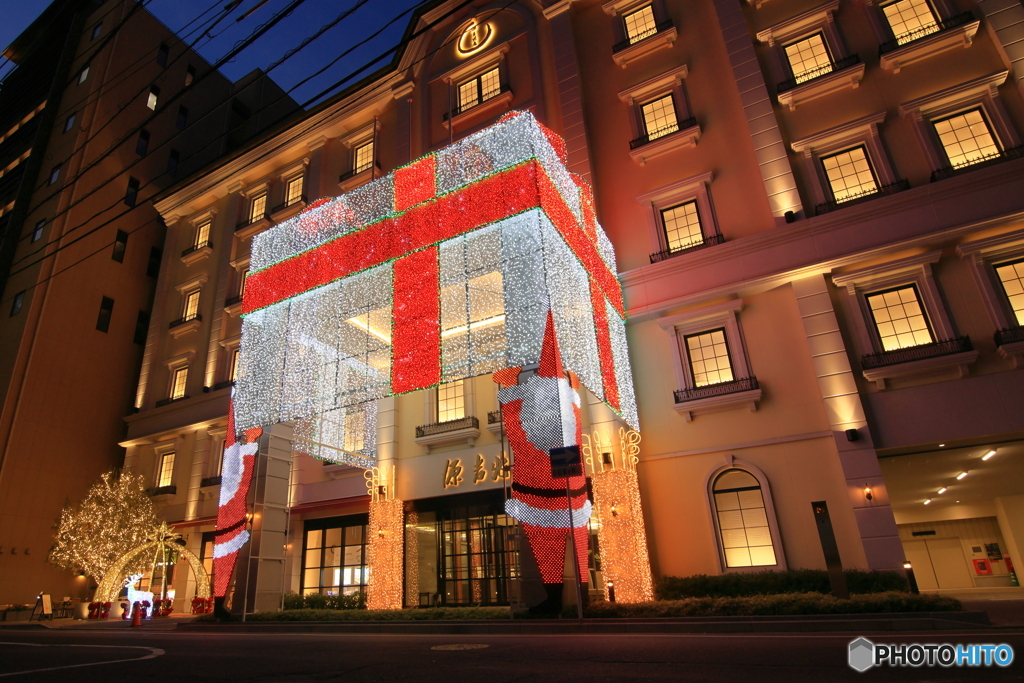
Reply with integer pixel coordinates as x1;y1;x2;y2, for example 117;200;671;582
923;499;931;505
937;487;947;494
863;484;873;501
982;450;996;461
956;472;968;480
845;428;859;442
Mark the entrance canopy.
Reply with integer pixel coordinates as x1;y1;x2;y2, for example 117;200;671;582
234;112;637;468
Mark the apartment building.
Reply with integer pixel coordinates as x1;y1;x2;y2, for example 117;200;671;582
126;0;1024;612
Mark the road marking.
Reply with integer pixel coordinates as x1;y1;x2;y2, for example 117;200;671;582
0;642;164;677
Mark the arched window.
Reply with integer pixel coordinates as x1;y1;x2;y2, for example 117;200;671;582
712;468;778;568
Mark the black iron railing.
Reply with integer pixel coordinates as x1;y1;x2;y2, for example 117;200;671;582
225;295;242;308
212;379;235;391
339;161;381;183
612;19;674;53
443;86;512;120
995;327;1024;346
815;179;910;215
416;415;479;438
236;212;270;231
487;410;502;425
674;376;759;403
169;313;201;329
861;336;972;369
778;54;860;93
181;240;213;257
147;485;177;496
200;476;222;488
270;195;307;215
630;116;697;149
155;395;188;408
879;12;974;55
930;146;1024;182
650;233;725;263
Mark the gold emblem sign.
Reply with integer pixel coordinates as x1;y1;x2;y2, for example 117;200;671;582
457;20;493;56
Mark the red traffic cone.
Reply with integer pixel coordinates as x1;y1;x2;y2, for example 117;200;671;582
131;601;142;627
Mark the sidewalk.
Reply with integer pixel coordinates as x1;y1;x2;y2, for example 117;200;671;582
0;614;198;630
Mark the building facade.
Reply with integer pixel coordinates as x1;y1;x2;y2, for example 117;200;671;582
125;0;1024;612
0;0;297;605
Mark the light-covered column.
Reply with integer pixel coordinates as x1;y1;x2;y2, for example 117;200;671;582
366;396;404;610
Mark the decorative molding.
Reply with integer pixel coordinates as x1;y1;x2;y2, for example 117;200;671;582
390;81;415;99
180;244;213;267
174;273;209;294
413;426;481;453
163;352;196;369
641;430;833;462
899;71;1009;118
612;26;678;69
673;386;762;422
617;65;689;104
879;20;979;74
777;62;865;111
442;89;515;131
168;319;202;338
791;111;887;154
306;136;328;151
862;349;979;390
543;0;573;19
756;0;840;46
277;157;309;181
436;42;511;85
831;250;942;294
629;121;701;165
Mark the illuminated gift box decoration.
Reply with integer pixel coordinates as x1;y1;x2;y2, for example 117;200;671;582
234;111;637;465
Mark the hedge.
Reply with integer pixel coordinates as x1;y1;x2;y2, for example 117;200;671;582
656;570;909;600
281;592;365;611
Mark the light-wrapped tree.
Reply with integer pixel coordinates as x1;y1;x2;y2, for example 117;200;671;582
48;469;161;585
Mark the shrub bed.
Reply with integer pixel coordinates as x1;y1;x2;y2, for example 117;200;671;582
195;606;512;622
281;592;364;611
656;570;908;600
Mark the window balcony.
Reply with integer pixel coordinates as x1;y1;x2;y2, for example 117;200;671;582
673;377;761;422
270;195;307;222
776;55;864;111
235;211;271;239
814;179;910;216
486;409;503;434
200;476;221;488
630;116;696;150
414;415;480;452
442;86;514;131
212;379;235;391
180;239;213;265
147;485;176;497
879;13;979;73
861;337;978;389
339;161;381;190
995;327;1024;367
611;20;677;68
224;294;243;316
650;233;725;264
930;146;1024;182
168;313;201;337
154;396;188;408
995;327;1024;347
629;116;700;166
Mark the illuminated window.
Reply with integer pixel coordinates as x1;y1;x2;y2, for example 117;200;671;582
48;165;60;185
995;260;1024;326
229;347;240;382
713;469;777;568
640;94;679;141
157;451;175;487
285;176;304;205
661;201;703;252
170;366;188;400
458;67;501;113
239;269;249;298
867;286;934;351
194;220;211;248
821;146;878;203
354;142;374;175
437;380;466;422
302;519;368;596
32;220;45;242
882;0;937;44
784;34;832;83
91;23;102;39
624;5;657;44
63;113;75;133
147;85;159;110
684;328;734;387
933;109;1000;169
185;65;196;87
250;193;268;223
182;289;200;321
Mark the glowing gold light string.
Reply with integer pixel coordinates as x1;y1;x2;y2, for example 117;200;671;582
364;466;404;610
94;538;210;604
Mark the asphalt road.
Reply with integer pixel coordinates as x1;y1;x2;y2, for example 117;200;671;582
1;627;1022;681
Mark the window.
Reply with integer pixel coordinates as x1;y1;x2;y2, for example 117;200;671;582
284;176;304;206
146;247;162;278
182;289;200;321
166;149;179;177
48;165;60;185
133;310;150;345
866;285;933;351
228;347;240;382
10;291;25;316
185;65;196;87
624;5;657;44
302;518;368;596
933;109;1000;170
712;469;777;568
147;85;160;110
91;23;102;39
63;113;75;133
176;106;188;130
821;146;878;203
194;219;211;248
640;94;679;141
112;229;128;263
239;269;249;297
434;503;518;606
784;34;832;83
353;142;374;175
661;201;704;253
124;177;139;207
157;451;175;487
32;220;45;242
96;296;114;333
249;193;267;223
169;366;188;400
78;66;89;84
882;0;937;44
457;66;501;113
437;380;465;422
685;328;733;387
136;129;150;156
995;261;1024;326
156;43;169;67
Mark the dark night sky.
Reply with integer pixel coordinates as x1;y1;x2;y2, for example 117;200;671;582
1;0;426;107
